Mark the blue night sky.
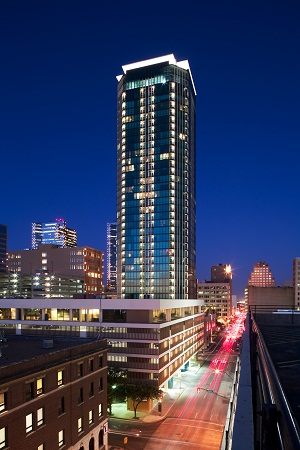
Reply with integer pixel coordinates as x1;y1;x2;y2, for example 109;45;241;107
1;1;300;298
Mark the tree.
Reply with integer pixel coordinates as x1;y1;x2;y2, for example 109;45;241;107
125;383;162;419
107;367;127;415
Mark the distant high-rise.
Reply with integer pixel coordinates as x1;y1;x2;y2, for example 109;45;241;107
293;258;300;309
248;261;275;287
0;224;7;273
116;54;196;299
198;263;232;319
106;222;117;291
211;263;232;283
32;218;77;249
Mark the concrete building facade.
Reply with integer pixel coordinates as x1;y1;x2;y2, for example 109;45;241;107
0;298;205;395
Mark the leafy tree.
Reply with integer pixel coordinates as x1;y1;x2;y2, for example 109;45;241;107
125;383;162;419
107;367;127;415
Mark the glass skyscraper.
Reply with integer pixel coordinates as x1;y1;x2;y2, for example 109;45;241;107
116;54;196;299
106;222;117;291
32;219;77;249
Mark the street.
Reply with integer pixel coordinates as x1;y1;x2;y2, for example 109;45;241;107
109;313;244;449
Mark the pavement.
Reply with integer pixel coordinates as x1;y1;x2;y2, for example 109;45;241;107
108;361;202;423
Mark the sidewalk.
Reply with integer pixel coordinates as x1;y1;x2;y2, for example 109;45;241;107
108;362;202;423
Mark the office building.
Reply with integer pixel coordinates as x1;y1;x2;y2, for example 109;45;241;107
197;264;232;320
248;261;275;287
106;223;117;292
32;218;77;249
245;285;293;312
0;337;109;450
0;224;7;273
116;54;196;299
8;244;103;295
198;282;232;320
211;263;232;283
0;297;205;408
0;271;84;299
293;258;300;309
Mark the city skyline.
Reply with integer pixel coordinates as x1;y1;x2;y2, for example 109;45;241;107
1;1;300;298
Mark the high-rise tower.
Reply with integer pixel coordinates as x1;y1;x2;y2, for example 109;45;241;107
32;219;77;249
0;224;7;273
116;55;196;299
106;222;117;292
248;261;275;287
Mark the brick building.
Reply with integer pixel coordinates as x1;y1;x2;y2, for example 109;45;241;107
0;336;109;450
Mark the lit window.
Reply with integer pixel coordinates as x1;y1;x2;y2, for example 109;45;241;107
98;403;103;418
0;393;6;412
89;409;94;425
37;407;44;427
78;417;83;433
38;445;44;450
37;378;44;396
58;430;64;448
0;427;6;449
58;370;64;387
26;413;33;433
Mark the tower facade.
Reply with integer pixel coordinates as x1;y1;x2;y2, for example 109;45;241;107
0;224;7;273
116;55;196;299
106;222;117;292
248;261;275;287
32;219;77;249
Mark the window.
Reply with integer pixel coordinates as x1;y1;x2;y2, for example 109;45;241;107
0;393;6;412
98;403;103;418
25;381;34;401
88;358;94;372
78;417;83;433
37;378;44;396
58;430;64;448
58;397;65;416
78;388;83;405
89;382;94;398
88;409;94;425
58;370;64;387
38;445;44;450
78;362;83;378
26;413;33;433
37;407;44;427
99;355;103;368
99;377;103;392
0;428;6;449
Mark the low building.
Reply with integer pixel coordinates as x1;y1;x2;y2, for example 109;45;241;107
0;336;109;450
0;271;84;298
245;285;294;312
7;244;104;295
0;298;205;408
